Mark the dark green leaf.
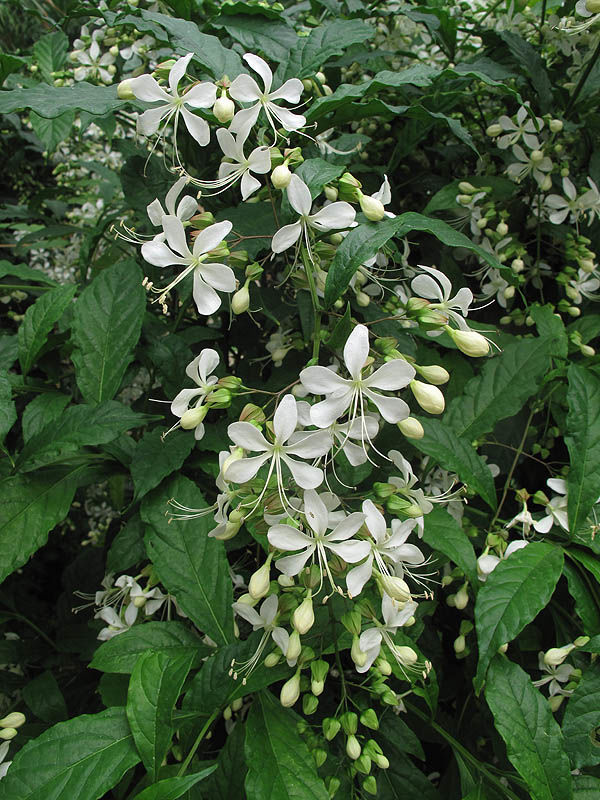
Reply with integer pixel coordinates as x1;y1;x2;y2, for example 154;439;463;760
0;335;18;370
294;158;345;199
424;176;515;214
204;723;247;800
282;19;373;79
498;31;553;111
33;31;68;82
0;370;15;444
127;651;194;781
21;393;70;442
142;476;234;646
131;429;195;501
323;213;503;307
422;508;479;587
107;516;147;574
17;284;76;375
565;365;600;534
530;305;568;359
0;53;26;86
212;14;297;63
22;670;68;724
30;110;75;152
133;768;217;800
0;707;140;800
18;401;147;472
244;690;329;800
573;775;600;798
485;656;573;800
0;259;58;285
72;260;145;404
445;338;550;441
90;621;209;674
474;543;563;691
564;562;600;635
411;418;497;509
379;751;441;800
562;665;600;768
0;83;122;117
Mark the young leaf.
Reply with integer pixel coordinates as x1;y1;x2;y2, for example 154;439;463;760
131;429;195;501
474;542;563;691
0;707;140;800
565;364;600;534
90;621;209;674
17;402;148;472
22;670;68;725
563;562;600;635
30;110;74;152
445;338;550;441
21;393;70;442
411;418;497;509
17;283;76;375
485;656;573;800
244;690;329;800
72;260;145;405
132;767;217;800
530;305;568;359
561;665;600;769
141;475;234;646
422;508;479;587
107;516;147;574
127;651;194;781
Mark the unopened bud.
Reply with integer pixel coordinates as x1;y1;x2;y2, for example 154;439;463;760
351;635;368;667
248;556;272;600
340;711;358;735
0;713;25;729
213;92;235;123
303;693;319;715
486;123;502;137
530;149;544;164
544;644;575;667
313;747;327;767
360;709;379;730
264;652;280;667
293;592;315;634
377;574;411;604
549;119;563;133
410;380;445;415
375;656;392;676
286;629;302;663
324;185;338;201
549;695;565;712
446;327;490;357
271;164;292;189
179;404;208;429
496;222;508;236
231;285;250;314
342;610;362;637
359;194;385;222
416;364;450;385
0;728;17;740
454;634;466;654
117;79;135;100
512;258;525;272
280;671;301;707
355;753;371;774
346;734;361;760
323;717;341;740
454;584;469;610
363;776;378;795
397;417;424;439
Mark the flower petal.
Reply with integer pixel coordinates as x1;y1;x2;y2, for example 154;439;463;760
196;348;220;383
299;366;348;394
168;52;194;94
141;240;187;268
364;359;415;390
232;602;263;627
363;499;387;543
180;107;210;146
344;324;369;379
309;202;356;232
199;262;236;292
216;127;239;159
241;170;261;200
275;549;313;576
273;394;298;443
272;221;302;253
225;452;270;483
137;105;171;136
183;81;217;109
268;105;306;132
363;389;409;424
268;524;313;551
268;77;303;103
286;174;312;216
171;387;204;417
244;53;273;93
281;455;324;490
193;220;233;256
229;73;262;103
303;488;329;536
163;215;191;258
309;390;352;428
228;421;270;452
192;274;222;315
128;74;170;103
346;556;373;598
229;104;261;136
327;511;366;542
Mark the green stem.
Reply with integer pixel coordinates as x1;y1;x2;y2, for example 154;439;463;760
329;605;348;713
539;0;547;44
2;611;58;651
566;38;600;118
176;709;219;777
301;247;322;363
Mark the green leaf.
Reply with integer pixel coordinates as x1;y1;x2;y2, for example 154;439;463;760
133;768;217;800
0;707;140;800
485;656;573;800
22;670;68;724
378;752;441;800
244;690;329;800
474;542;563;691
131;430;195;501
498;31;553;112
294;158;345;199
530;305;568;359
562;665;600;768
0;259;58;285
0;53;26;86
90;621;209;674
72;260;145;404
21;393;70;442
282;19;372;80
0;370;16;444
141;475;234;646
33;31;68;82
323;213;503;307
0;334;18;371
445;338;550;441
422;508;479;587
0;466;87;584
212;13;298;63
0;83;122;117
127;651;194;781
567;548;600;583
17;284;76;375
565;364;600;534
423;176;515;214
573;775;600;798
204;723;247;800
564;562;600;635
411;418;497;510
107;516;147;574
17;401;147;472
30;110;75;152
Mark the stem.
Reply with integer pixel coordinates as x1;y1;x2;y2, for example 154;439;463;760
539;0;547;44
489;405;536;530
176;709;219;777
2;611;58;651
301;247;322;363
566;38;600;118
329;605;348;713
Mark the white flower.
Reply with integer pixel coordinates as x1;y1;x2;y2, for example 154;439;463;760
370;175;395;218
532;651;575;696
74;36;115;84
480;267;511;308
505;502;534;537
229;53;306;138
231;595;292;681
295;400;379;467
545;177;580;225
580;177;600;223
568;269;600;304
477;540;528;582
267;489;369;591
147;176;198;239
127;53;217;146
141;217;235;314
506;145;553;187
346;500;424;598
356;594;419;674
0;741;12;780
94;605;137;640
168;349;220;440
226;394;332;500
410;266;473;331
300;324;414;429
188;128;271;199
533;478;569;532
496;105;543;150
271;175;356;255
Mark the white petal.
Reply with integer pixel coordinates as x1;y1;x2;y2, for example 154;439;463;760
363;389;410;424
300;366;348;394
168;53;194;94
411;272;444;302
163;214;191;258
346;556;373;598
128;74;170;103
171;387;204;417
344;325;369;379
193;220;233;255
343;440;368;466
229;73;263;102
271;222;302;253
192;274;222;315
177;195;198;221
327;511;366;542
373;175;391;205
364;359;415;390
268;77;303;103
137;105;172;136
268;105;306;132
141;240;186;268
275;549;313;576
284;429;331;458
547;478;567;495
199;262;236;292
181;107;210;146
229;104;261;136
259;593;279;624
271;627;289;655
165;176;188;213
241;171;261;200
248;146;272;174
310;390;352;428
505;540;528;557
228;421;270;451
328;539;371;563
363;499;387;543
233;602;263;627
244;53;273;92
225;453;270;483
281;455;324;490
183;82;217;109
273;394;297;443
309;202;356;232
197;348;220;383
147;198;165;226
216;127;239;159
268;524;313;551
286;174;312;216
303;489;328;536
532;515;553;533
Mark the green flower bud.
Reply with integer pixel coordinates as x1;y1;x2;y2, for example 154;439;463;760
190;211;215;230
410;380;445;414
341;609;362;636
355;753;372;774
231;285;250;314
458;181;478;194
213;91;235;123
397;417;424;439
248;555;272;600
180;404;208;430
363;776;378;795
327;776;341;798
544;644;575;667
351;635;368;668
0;728;17;740
239;403;266;423
454;634;466;654
117;79;135;100
313;748;327;768
454;584;469;610
415;364;450;385
303;693;319;715
323;717;341;740
486;123;502;137
346;734;361;760
360;709;379;730
0;713;25;729
375;656;392;676
292;592;315;634
359;193;385;222
264;652;281;667
324;185;338;201
445;327;490;357
271;164;292;189
377;573;411;603
280;670;301;707
340;711;358;735
549;118;563;133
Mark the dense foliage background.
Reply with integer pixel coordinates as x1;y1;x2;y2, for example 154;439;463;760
0;0;600;798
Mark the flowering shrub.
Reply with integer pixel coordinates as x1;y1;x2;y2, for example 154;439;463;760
0;1;600;798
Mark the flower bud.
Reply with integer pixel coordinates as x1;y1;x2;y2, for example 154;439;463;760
496;221;508;236
416;364;450;385
360;709;379;730
454;634;466;654
286;630;302;662
363;776;378;795
338;172;362;202
446;327;490;357
303;693;319;715
359;193;385;222
549;695;565;712
540;174;552;192
248;555;272;600
486;123;502;137
190;211;215;230
397;417;424;439
351;635;368;667
293;592;315;634
549;118;563;133
355;291;370;307
310;659;329;696
355;753;372;774
213;91;235;123
340;710;358;735
377;574;411;604
574;635;590;647
372;752;389;769
324;185;338;201
264;652;281;667
382;690;399;706
271;164;292;189
0;713;25;729
342;609;362;636
512;258;524;272
0;728;17;740
579;258;595;273
498;642;509;654
323;717;341;740
117;79;135;100
454;584;469;610
396;645;418;666
410;380;445;415
375;656;392;676
586;0;600;13
313;748;327;767
346;734;361;760
231;285;250;314
530;149;544;164
280;670;301;707
544;644;575;667
179;404;208;430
